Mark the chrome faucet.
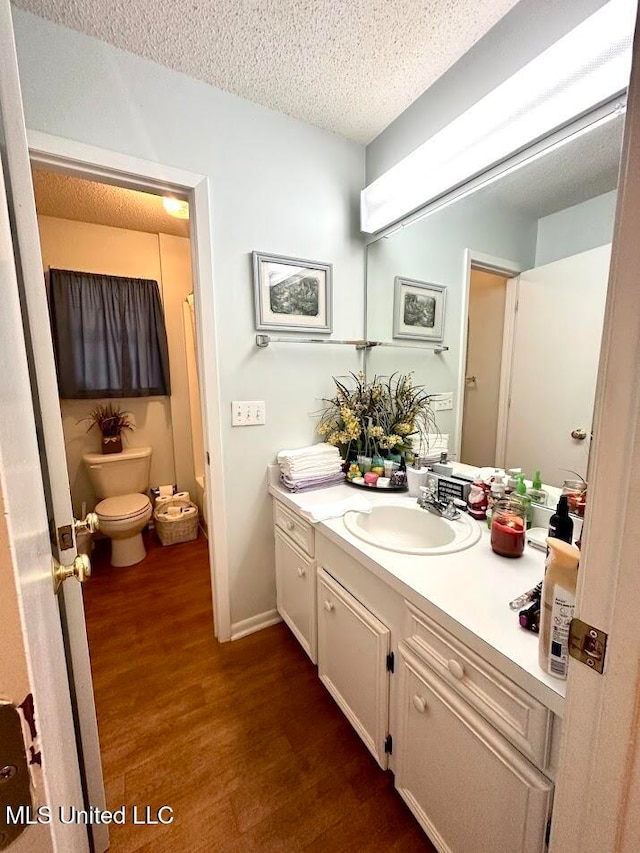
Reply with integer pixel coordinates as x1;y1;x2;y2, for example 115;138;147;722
417;488;461;520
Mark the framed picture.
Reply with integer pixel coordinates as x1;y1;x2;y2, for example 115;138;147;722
393;277;447;342
253;252;333;333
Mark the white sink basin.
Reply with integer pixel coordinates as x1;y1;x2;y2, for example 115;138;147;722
343;502;481;555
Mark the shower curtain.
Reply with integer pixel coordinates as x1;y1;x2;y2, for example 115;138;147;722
182;294;205;492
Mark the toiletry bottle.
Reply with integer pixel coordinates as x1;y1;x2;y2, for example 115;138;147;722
538;538;580;679
515;474;533;529
548;495;574;544
527;469;547;505
467;480;488;520
506;468;522;493
486;477;505;528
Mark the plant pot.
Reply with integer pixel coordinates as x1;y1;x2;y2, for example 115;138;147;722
101;435;123;454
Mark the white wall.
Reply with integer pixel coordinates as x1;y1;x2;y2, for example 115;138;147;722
535;190;617;266
365;195;537;446
366;0;610;182
13;9;365;626
38;215;197;515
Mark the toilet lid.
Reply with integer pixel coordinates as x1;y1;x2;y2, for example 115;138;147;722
96;494;151;520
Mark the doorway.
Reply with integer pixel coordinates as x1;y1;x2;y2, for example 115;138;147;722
460;267;509;467
31;164;220;845
28;130;231;640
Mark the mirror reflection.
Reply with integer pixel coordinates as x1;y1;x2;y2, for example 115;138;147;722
365;113;625;490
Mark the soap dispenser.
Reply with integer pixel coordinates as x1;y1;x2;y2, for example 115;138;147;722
515;474;533;529
527;469;547;505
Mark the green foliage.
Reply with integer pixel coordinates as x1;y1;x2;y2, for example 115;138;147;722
80;404;135;438
317;372;437;459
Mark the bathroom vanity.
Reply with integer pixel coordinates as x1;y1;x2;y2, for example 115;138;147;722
269;475;565;853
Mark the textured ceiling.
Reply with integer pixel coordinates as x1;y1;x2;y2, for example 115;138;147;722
14;0;520;143
479;115;624;219
32;169;190;237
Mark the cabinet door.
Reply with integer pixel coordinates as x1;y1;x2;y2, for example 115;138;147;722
396;643;552;853
317;567;390;768
275;528;317;663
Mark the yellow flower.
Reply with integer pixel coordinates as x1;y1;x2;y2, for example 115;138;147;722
395;422;413;435
379;434;403;449
368;425;384;438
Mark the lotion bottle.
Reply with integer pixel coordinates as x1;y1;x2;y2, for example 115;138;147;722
538;538;580;679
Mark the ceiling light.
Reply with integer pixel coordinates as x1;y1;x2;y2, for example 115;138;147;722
361;0;635;234
163;197;189;219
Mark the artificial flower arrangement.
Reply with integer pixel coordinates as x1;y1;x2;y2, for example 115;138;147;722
317;371;437;462
80;403;135;454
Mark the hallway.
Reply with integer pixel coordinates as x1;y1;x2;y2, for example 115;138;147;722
83;534;434;852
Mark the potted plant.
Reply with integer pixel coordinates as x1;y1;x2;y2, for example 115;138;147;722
81;404;134;454
317;371;437;463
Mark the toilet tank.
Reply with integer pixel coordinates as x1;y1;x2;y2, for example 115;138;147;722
82;447;152;499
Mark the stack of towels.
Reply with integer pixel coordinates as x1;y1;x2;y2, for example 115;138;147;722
277;442;345;492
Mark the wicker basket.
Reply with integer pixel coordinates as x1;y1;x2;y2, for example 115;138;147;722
154;498;199;546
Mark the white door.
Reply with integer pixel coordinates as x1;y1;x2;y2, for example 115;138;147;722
504;245;611;486
317;567;391;768
0;3;106;851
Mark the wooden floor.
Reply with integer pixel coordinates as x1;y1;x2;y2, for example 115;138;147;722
83;531;435;852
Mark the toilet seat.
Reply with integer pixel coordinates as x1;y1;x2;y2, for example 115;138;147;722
96;493;151;521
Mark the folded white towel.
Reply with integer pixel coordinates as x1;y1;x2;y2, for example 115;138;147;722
278;442;339;462
282;455;342;469
300;495;372;523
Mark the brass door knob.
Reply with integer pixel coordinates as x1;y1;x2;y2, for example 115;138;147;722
571;428;588;440
75;512;99;534
52;553;91;593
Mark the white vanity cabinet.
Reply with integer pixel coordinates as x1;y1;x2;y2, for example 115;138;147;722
270;491;560;853
317;567;391;768
273;500;317;663
396;641;553;853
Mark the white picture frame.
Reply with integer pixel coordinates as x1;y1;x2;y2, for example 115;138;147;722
393;277;447;342
253;251;333;333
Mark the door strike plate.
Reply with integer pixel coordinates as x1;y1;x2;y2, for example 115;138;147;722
57;524;74;551
569;618;608;674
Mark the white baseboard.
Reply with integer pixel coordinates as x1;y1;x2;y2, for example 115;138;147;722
230;608;282;641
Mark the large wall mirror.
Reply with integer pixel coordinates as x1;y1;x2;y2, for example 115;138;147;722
365;113;625;489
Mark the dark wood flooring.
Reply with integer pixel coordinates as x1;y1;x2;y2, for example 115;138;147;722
83;531;435;852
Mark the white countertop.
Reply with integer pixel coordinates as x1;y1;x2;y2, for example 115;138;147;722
268;474;566;716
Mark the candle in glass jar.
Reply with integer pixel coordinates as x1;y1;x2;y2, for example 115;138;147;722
490;500;526;558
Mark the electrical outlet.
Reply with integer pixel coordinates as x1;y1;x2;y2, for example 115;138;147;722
432;392;454;412
231;401;266;426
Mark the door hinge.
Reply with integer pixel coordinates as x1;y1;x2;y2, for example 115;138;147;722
386;652;395;673
569;618;608;674
384;734;393;755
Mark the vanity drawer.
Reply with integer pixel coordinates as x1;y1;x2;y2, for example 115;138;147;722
274;500;315;557
405;601;551;767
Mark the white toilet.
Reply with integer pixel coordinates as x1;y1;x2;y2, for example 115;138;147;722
82;447;153;567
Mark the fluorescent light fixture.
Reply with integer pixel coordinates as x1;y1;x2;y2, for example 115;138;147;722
163;196;189;219
361;0;635;234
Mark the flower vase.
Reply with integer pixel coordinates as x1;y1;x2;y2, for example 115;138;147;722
101;435;123;454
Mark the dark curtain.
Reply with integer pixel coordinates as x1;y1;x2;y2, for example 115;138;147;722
49;269;171;399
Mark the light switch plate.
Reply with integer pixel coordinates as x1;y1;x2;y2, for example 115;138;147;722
432;392;454;412
231;401;266;426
